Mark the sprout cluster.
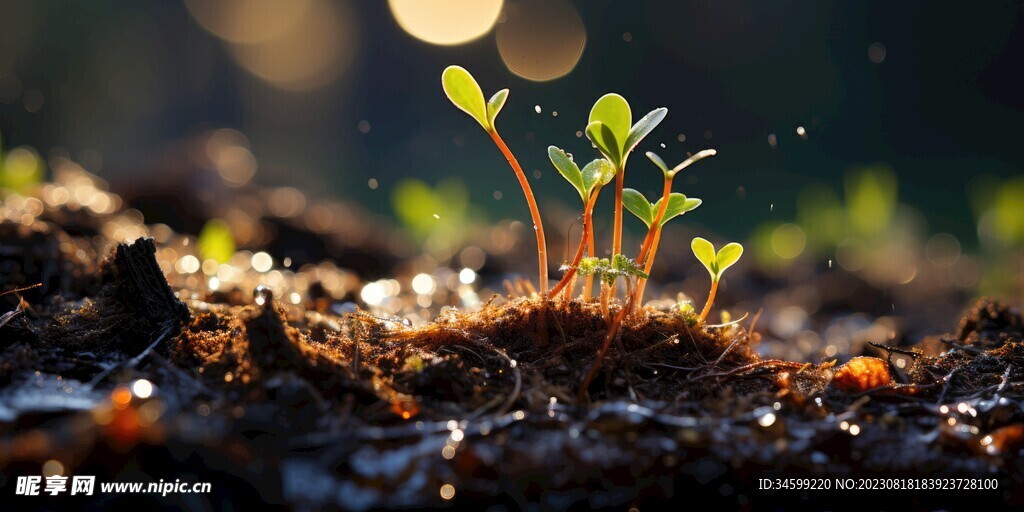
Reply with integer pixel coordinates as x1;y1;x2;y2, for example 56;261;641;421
441;65;743;324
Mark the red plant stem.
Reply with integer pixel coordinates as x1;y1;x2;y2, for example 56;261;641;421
630;177;673;314
550;189;600;298
488;130;548;295
583;219;596;300
631;228;662;314
698;279;719;324
578;294;633;402
607;169;625;297
636;178;673;265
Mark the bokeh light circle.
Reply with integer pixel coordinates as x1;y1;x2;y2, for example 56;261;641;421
496;0;586;81
187;0;357;91
389;0;503;46
184;0;311;44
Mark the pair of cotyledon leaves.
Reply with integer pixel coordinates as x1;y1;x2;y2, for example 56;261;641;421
547;147;615;203
622;189;701;230
442;66;508;132
691;237;743;282
587;94;666;169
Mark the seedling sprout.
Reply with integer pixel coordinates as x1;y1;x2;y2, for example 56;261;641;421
547;146;615;300
585;94;666;296
442;66;549;294
691;237;744;324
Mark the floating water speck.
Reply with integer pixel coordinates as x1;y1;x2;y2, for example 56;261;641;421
796;126;807;138
534;105;542;114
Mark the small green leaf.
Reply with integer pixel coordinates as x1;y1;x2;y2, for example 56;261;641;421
622;188;654;228
548;146;585;201
486;88;508;128
646;151;670;176
589;93;631;153
669;148;717;176
715;242;744;274
653;193;702;227
442;65;489;130
624;107;667;154
198;219;236;264
585;121;621;165
691;237;717;278
581;158;615;193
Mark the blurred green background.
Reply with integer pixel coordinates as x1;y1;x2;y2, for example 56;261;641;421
1;0;1022;288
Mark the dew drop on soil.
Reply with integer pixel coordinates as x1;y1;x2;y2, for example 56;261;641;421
254;285;273;306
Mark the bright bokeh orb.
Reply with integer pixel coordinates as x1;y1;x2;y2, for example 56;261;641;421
496;0;586;81
184;0;312;44
388;0;503;46
186;0;357;91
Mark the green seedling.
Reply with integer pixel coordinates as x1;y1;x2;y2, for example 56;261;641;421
624;149;716;312
547;146;615;299
442;66;549;294
691;237;744;324
584;94;666;284
623;188;701;310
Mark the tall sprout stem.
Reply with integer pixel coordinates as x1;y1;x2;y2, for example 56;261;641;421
608;169;625;296
488;129;548;295
583;220;596;300
631;228;662;314
698;279;719;324
550;189;601;297
630;178;673;314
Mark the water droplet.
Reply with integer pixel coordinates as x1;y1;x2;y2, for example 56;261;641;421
253;285;273;306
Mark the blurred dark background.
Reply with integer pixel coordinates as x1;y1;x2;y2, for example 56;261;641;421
1;0;1022;284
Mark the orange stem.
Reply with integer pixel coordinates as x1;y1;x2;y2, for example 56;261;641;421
631;227;662;314
607;169;625;297
550;189;600;298
583;216;596;301
488;130;548;295
636;178;673;265
698;279;719;324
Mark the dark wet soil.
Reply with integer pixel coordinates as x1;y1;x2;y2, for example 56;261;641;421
2;186;1024;510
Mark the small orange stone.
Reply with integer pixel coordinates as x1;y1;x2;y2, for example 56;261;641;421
832;356;891;393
